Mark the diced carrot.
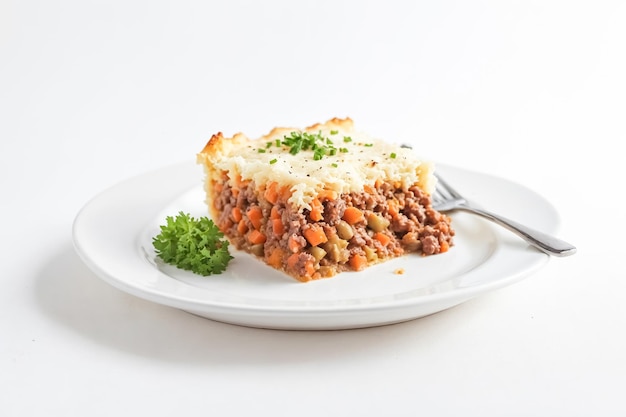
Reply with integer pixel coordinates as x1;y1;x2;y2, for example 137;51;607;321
267;248;284;268
342;206;365;225
286;254;316;279
318;189;338;201
440;240;450;253
387;199;399;219
286;253;300;268
248;229;266;245
438;222;449;234
303;225;328;247
246;206;263;230
270;205;281;220
280;186;292;202
232;207;243;222
288;235;303;253
304;261;316;278
349;254;367;271
237;219;248;235
231;187;240;198
374;232;392;246
272;218;285;235
309;198;324;222
264;182;279;204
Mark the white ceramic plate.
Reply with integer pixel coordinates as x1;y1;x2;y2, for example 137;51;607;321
73;161;557;330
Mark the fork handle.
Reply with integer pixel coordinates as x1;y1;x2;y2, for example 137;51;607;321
456;205;577;257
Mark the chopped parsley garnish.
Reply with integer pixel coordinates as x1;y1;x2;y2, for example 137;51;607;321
269;158;277;164
390;152;397;159
262;130;341;161
152;212;233;276
283;131;325;154
255;130;393;164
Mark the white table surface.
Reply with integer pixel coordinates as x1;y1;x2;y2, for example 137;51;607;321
2;1;625;416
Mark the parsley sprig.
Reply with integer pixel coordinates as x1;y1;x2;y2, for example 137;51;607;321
152;212;233;276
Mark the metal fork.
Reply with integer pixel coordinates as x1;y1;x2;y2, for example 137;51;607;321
432;173;576;257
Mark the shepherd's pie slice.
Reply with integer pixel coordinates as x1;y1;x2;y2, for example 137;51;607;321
197;117;454;282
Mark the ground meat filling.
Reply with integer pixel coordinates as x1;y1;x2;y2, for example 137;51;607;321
212;173;454;282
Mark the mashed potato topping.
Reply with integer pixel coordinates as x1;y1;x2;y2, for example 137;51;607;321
198;118;434;211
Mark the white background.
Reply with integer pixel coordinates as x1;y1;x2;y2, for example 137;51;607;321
2;1;625;416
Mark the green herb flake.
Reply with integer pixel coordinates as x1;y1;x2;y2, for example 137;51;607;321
269;158;278;164
313;148;324;160
257;148;266;153
330;130;338;135
343;136;352;143
390;152;397;159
